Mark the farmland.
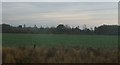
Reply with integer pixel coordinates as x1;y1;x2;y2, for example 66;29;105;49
2;33;119;63
2;33;118;48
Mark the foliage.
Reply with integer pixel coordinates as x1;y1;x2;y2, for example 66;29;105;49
1;24;119;35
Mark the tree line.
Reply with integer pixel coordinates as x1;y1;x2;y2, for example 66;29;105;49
1;24;120;35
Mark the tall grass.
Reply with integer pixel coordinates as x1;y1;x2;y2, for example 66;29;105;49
2;47;118;63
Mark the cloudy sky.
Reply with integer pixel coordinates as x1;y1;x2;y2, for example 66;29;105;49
2;0;119;2
2;2;118;28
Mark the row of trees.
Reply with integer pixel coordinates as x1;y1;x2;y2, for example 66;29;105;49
1;24;120;35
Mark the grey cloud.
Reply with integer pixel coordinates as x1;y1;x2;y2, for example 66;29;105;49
2;2;118;28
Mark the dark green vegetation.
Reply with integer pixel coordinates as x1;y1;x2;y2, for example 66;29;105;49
2;24;119;35
3;34;118;48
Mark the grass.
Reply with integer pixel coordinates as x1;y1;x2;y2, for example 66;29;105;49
2;47;118;63
2;33;118;48
2;33;119;63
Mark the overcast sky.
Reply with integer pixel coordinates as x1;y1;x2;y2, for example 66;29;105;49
2;0;120;2
2;2;118;28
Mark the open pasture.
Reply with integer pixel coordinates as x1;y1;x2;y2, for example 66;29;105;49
2;33;118;48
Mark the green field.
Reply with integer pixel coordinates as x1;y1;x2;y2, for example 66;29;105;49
2;33;118;48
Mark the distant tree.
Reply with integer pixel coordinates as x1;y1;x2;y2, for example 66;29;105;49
1;23;119;35
74;26;80;34
23;24;26;28
56;24;66;34
2;24;12;33
34;25;37;28
95;25;118;35
57;24;65;29
90;28;93;31
83;24;87;31
18;25;22;28
65;25;71;29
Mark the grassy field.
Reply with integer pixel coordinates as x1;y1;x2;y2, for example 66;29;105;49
2;33;119;63
3;33;118;48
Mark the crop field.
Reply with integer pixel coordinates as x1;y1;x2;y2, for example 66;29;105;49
2;33;118;48
2;33;119;63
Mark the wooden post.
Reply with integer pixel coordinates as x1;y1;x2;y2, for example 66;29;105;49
34;44;36;49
